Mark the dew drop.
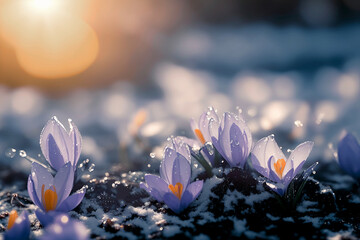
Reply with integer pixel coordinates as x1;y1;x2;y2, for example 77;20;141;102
294;120;303;127
147;164;151;168
205;142;214;156
89;163;95;172
150;152;156;158
19;150;27;158
6;148;16;158
236;106;242;114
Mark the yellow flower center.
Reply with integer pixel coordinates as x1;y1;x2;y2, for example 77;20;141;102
194;129;206;145
7;210;18;230
41;184;58;212
168;182;183;200
274;158;286;179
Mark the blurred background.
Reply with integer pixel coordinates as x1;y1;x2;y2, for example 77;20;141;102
0;0;360;174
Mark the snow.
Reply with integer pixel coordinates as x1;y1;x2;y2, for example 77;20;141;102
232;218;247;237
297;200;320;213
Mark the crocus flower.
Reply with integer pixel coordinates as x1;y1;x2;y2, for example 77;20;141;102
140;148;203;214
251;135;314;196
165;136;192;163
209;112;252;168
40;214;89;240
4;210;30;240
189;107;220;165
27;162;85;225
338;133;360;179
40;116;82;171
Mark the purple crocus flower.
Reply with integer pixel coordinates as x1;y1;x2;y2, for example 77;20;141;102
40;214;89;240
140;148;203;214
4;210;30;240
165;136;192;163
27;162;85;226
40;116;82;171
338;133;360;179
189;107;220;165
209;112;252;168
251;135;314;196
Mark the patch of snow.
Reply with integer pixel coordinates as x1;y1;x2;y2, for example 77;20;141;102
163;225;181;237
193;234;210;240
297;200;320;213
232;218;247;237
266;214;280;221
300;216;322;228
283;217;295;223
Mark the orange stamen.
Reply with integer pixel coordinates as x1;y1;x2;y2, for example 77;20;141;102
7;210;18;230
168;182;183;200
194;129;206;145
274;158;286;179
41;184;58;212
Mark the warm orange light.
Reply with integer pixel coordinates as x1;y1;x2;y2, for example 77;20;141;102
27;0;58;12
0;0;98;79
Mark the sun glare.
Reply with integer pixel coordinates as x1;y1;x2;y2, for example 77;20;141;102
28;0;57;12
0;0;98;79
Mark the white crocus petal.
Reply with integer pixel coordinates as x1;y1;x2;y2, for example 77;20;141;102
208;117;221;141
264;135;286;164
251;136;269;169
190;118;198;132
235;113;252;154
287;141;314;175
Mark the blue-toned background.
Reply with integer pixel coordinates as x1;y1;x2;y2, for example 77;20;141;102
0;0;359;177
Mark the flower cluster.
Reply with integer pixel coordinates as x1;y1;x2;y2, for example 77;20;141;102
4;117;87;239
29;117;86;226
186;107;314;196
5;106;360;238
140;107;316;213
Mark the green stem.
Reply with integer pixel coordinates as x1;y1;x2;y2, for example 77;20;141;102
192;152;213;177
292;180;307;208
213;149;221;168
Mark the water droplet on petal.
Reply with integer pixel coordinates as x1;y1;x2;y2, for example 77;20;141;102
150;152;156;158
205;142;214;155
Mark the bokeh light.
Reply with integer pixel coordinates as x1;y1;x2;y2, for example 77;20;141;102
0;0;98;79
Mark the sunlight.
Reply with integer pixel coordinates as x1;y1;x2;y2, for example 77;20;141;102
0;0;98;79
27;0;58;12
